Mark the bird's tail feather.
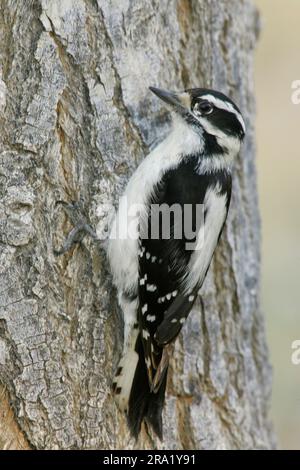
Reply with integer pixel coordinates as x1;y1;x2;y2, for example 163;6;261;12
113;330;167;439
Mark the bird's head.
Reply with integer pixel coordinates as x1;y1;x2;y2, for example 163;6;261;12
150;86;245;154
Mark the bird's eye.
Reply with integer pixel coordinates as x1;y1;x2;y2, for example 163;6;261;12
194;101;213;116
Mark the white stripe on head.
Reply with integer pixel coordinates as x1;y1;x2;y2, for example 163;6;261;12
200;94;246;133
196;114;242;156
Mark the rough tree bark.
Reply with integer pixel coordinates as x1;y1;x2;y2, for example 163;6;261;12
0;0;275;450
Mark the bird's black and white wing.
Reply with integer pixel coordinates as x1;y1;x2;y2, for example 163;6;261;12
138;157;232;389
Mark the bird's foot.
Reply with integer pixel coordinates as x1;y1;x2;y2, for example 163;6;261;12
53;199;97;256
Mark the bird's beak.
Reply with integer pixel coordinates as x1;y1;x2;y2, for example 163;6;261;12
149;87;189;115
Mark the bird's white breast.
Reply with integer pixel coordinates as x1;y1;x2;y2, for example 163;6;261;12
108;117;204;293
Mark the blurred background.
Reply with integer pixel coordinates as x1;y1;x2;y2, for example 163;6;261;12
254;0;300;449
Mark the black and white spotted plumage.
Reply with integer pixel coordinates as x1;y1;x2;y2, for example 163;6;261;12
138;158;232;384
108;86;245;439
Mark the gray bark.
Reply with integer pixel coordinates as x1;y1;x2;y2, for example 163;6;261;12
0;0;274;450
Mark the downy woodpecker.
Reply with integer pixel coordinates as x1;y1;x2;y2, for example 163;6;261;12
108;86;245;439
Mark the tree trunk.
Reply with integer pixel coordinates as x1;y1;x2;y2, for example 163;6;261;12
0;0;275;450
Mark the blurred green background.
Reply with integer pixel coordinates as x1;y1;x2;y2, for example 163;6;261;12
254;0;300;450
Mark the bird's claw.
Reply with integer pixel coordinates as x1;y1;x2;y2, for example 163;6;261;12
53;199;97;256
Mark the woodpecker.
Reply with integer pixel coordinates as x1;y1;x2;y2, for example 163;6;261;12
108;86;245;439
